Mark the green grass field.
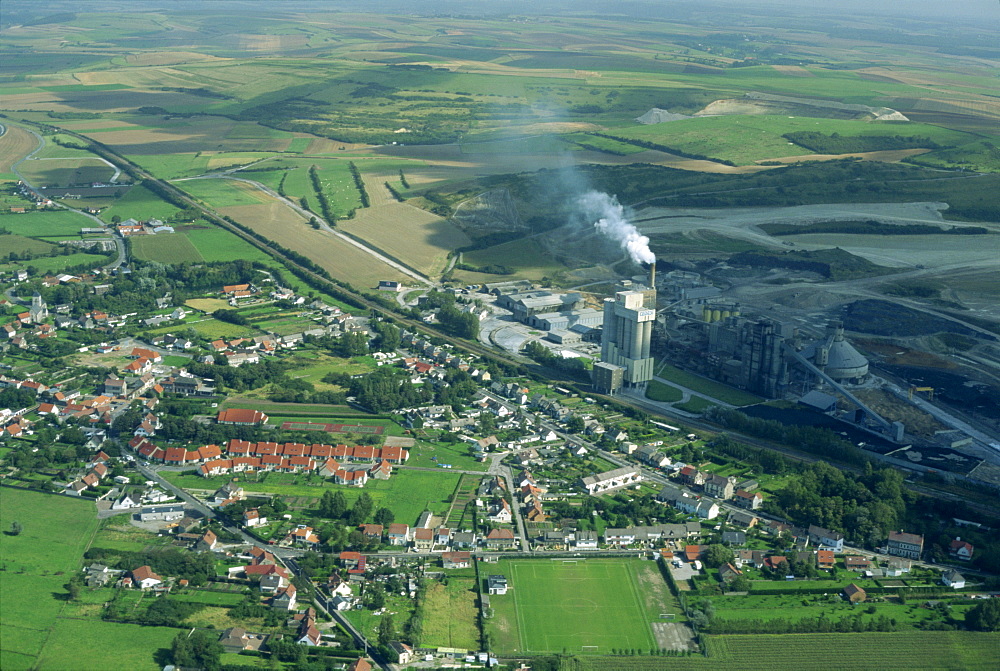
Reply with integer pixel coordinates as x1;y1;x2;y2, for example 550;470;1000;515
489;559;670;655
16;159;115;188
179;178;270;208
98;184;182;222
457;238;566;283
565;631;1000;670
656;363;762;406
608;115;974;166
0;234;55;255
34;618;178;671
130;233;203;263
420;576;481;650
0;210;92;236
0;488;130;670
162;468;460;526
646;380;683;403
185;226;271;262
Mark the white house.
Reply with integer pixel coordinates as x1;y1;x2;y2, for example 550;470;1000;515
942;570;966;589
487;575;508;595
580;467;642;496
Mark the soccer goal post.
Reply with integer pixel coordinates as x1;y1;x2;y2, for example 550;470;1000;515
659;613;675;619
581;645;599;652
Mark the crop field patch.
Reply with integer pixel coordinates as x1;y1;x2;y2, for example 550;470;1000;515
214;196;407;288
489;559;662;655
98;184;182;223
130;233;204;263
0;252;109;275
279;421;385;434
184;226;271;262
0;124;38;174
339;201;469;277
185;297;231;313
421;578;481;650
17;159;115;188
180;178;271;208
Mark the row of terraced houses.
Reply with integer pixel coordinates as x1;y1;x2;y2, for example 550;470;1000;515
130;437;408;484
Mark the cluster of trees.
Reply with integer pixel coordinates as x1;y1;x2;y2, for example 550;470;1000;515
523;341;590;378
84;547;216;586
171;630;223;671
766;461;912;549
705;407;869;467
590;132;738;166
318;490;394;527
308;165;337;223
454;262;514;275
28;259;261;318
783;131;941;154
348;162;369;208
706;612;898;635
212;308;250;326
322;362;478;414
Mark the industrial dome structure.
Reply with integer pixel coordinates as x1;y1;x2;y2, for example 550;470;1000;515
802;321;869;383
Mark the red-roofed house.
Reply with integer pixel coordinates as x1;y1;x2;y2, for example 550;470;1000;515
360;524;383;539
289;526;320;549
131;565;162;590
129;348;162;363
369;460;392;480
124;358;152;374
163;447;188;464
442;551;471;569
319;458;341;477
217;409;268;425
347;658;372;671
340;551;363;569
949;538;974;561
817;550;835;570
387;524;410;546
333;468;368;487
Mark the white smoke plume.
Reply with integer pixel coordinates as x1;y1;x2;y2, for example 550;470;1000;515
580;190;655;265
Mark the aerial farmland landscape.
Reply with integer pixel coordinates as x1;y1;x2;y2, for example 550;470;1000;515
1;1;998;670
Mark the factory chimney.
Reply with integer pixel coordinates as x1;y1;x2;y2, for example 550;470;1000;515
648;261;656;289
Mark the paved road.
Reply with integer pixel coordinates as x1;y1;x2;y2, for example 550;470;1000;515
9;124;127;271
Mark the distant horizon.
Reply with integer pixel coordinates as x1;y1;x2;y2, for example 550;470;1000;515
4;0;999;23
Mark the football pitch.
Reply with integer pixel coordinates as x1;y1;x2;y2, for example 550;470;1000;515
491;559;659;654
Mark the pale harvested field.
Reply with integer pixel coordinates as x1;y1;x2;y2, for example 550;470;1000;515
233;34;309;52
375;143;770;175
218;201;407;288
53;119;142;130
358;167;402;208
123;52;225;66
0;124;37;173
772;65;815;76
185;298;231;313
339;200;470;277
304;138;370;154
757;148;933;164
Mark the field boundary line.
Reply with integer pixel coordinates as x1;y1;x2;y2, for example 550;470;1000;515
510;562;530;654
624;560;656;650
